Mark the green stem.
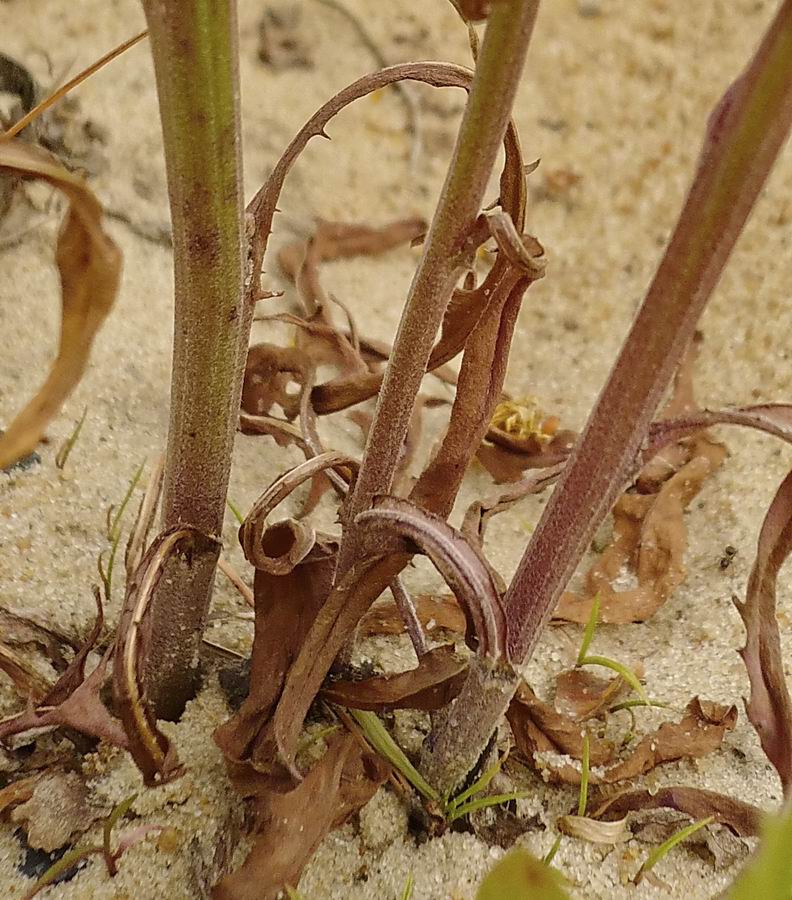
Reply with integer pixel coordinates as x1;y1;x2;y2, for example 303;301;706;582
140;0;246;718
336;0;540;574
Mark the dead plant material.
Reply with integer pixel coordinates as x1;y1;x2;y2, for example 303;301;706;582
0;773;39;816
0;141;120;470
355;496;506;658
241;343;311;419
213;524;336;781
244;61;527;415
212;732;388;900
553;668;628;721
359;593;467;638
0;591;127;751
461;464;564;545
114;528;219;785
507;682;615;776
10;770;97;852
510;691;736;786
553;432;726;624
734;467;792;794
321;645;467;711
593;786;762;837
0;643;51;702
476;431;575;484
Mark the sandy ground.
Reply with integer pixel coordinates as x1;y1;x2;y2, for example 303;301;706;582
0;0;791;897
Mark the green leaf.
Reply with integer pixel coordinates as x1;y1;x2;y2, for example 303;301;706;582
634;817;713;884
477;848;571;900
576;593;600;665
728;804;792;899
349;709;440;803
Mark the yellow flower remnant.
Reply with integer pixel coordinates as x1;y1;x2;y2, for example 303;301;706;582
490;397;559;444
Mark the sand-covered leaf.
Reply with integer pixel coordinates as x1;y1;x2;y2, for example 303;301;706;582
0;140;120;469
476;848;570;900
10;770;97;852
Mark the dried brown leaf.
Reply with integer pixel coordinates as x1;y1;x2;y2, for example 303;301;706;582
593;786;762;837
0;141;120;469
507;682;616;778
476;432;575;484
241;343;311;419
554;433;726;624
510;692;735;785
322;645;467;711
599;697;737;784
212;732;388;900
734;468;792;793
10;770;97;852
554;668;628;721
0;774;39;816
359;593;467;638
0;591;127;750
214;524;336;780
0;642;51;701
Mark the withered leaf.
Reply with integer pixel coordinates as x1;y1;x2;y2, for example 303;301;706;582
0;591;127;751
0;642;51;701
322;646;467;711
593;786;762;837
214;523;336;779
10;770;97;852
507;682;616;779
212;732;388;900
554;433;726;624
733;467;792;794
599;697;737;784
476;431;574;484
241;343;311;419
359;593;467;638
510;692;736;786
0;140;120;469
554;668;628;721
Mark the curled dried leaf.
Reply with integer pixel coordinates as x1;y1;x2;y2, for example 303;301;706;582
241;343;311;419
556;814;629;844
359;593;467;638
510;692;736;786
734;468;792;794
0;140;120;469
238;451;357;570
114;528;219;785
356;496;506;659
554;668;628;721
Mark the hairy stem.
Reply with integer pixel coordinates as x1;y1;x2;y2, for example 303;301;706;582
140;0;246;718
422;0;792;794
336;0;540;574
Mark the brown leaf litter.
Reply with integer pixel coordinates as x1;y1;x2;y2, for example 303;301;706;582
0;140;120;470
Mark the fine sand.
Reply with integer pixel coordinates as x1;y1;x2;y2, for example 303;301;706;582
1;0;791;897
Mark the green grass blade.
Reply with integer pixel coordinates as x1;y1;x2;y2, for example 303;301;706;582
579;654;649;705
446;754;506;814
349;709;440;803
634;816;713;884
447;790;530;824
576;593;600;665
